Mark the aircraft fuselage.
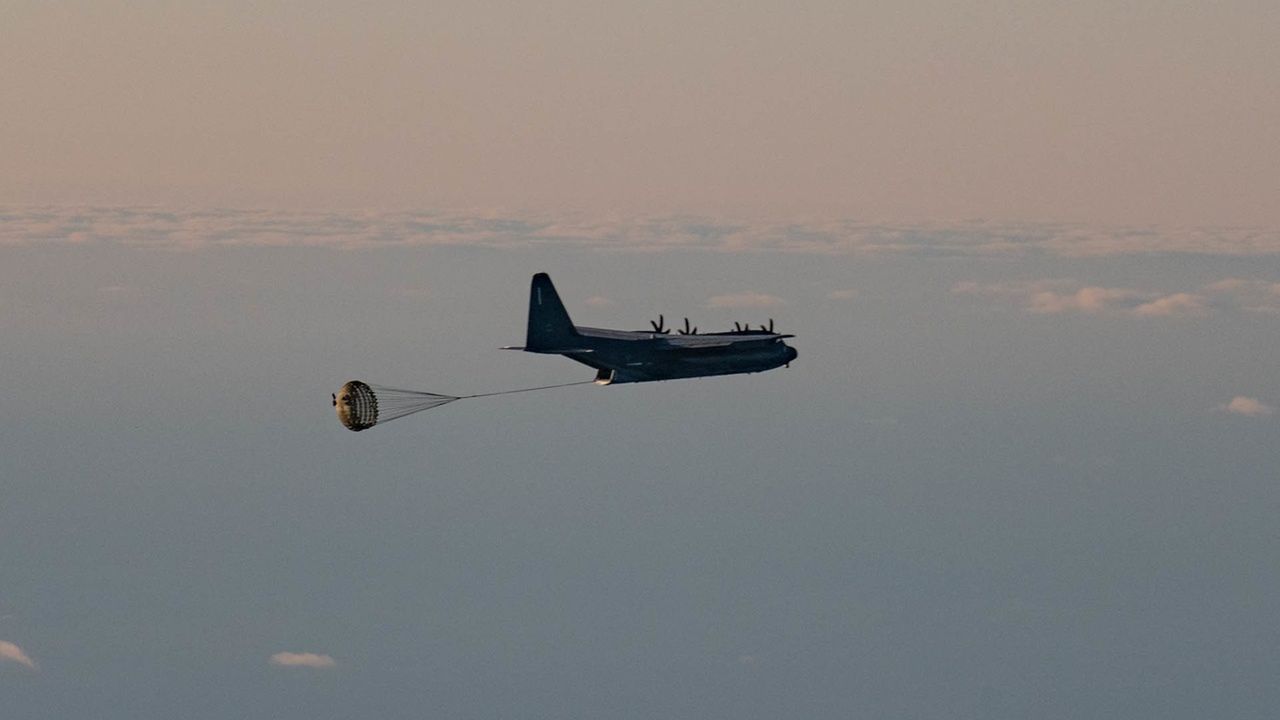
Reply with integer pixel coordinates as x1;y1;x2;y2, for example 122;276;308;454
555;327;797;384
510;274;798;385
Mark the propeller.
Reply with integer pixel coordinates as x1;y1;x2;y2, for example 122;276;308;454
733;321;744;332
759;318;774;333
678;317;697;335
650;314;669;333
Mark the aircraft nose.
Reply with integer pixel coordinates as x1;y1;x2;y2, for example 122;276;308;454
786;346;798;363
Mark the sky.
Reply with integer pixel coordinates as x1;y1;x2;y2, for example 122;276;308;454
3;3;1280;719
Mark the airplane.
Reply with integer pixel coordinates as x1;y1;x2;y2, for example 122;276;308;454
503;273;797;384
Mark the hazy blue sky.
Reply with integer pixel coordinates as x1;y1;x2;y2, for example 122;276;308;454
2;209;1278;718
3;1;1280;718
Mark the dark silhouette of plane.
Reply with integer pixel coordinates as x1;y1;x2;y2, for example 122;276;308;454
504;273;797;384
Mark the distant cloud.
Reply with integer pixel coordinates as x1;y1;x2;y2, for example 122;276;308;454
1218;396;1275;417
2;207;1277;258
1132;293;1208;317
0;640;37;670
707;292;786;309
1037;227;1280;258
826;288;858;300
952;279;1075;300
269;652;336;668
1028;287;1146;315
584;295;613;306
957;280;1210;318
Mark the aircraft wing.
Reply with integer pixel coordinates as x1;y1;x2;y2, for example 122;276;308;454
661;333;793;348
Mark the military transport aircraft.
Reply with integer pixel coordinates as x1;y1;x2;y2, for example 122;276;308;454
504;273;797;384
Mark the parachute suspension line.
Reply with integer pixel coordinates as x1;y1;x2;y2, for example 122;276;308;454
365;384;462;421
456;380;595;400
333;379;593;432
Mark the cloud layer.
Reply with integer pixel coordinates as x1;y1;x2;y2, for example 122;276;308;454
2;207;1277;257
953;281;1210;318
955;278;1280;318
269;652;336;669
0;640;37;670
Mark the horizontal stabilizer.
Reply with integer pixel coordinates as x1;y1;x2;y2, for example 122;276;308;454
525;347;595;354
501;344;594;354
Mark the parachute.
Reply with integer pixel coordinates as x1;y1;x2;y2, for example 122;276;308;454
333;379;589;432
332;381;460;431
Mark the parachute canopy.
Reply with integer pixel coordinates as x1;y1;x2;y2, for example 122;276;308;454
333;378;591;432
333;380;459;432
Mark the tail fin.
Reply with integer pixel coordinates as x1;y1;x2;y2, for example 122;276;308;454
525;273;578;350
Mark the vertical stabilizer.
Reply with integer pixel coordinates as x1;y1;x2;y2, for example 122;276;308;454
526;273;578;350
